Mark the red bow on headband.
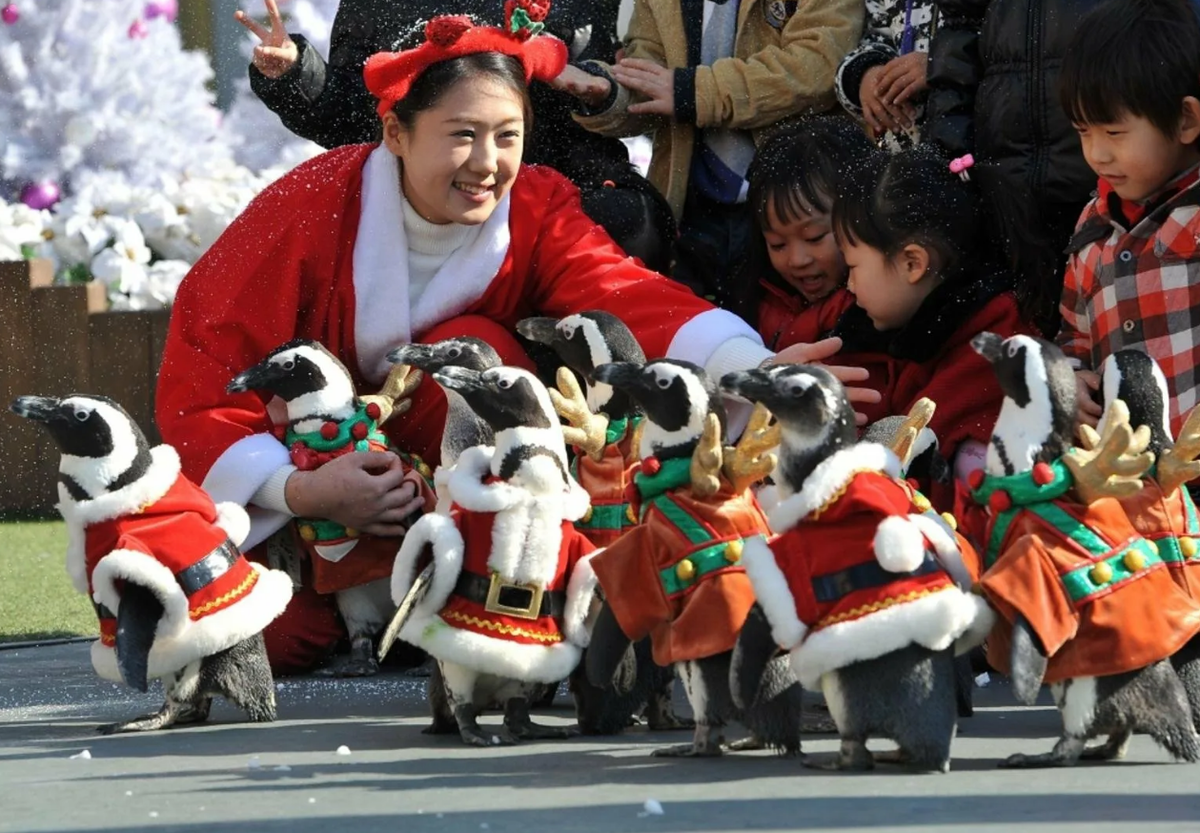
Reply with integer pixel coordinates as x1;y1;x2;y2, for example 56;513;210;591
364;0;568;116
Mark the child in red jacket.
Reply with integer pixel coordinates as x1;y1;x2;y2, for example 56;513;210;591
830;144;1037;509
727;117;877;350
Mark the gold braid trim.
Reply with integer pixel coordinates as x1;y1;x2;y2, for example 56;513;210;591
816;586;945;629
809;469;878;520
442;610;564;643
190;571;260;619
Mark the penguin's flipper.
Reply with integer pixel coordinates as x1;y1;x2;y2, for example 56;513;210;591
730;603;778;710
585;603;633;690
378;563;434;663
115;582;165;693
1010;614;1048;706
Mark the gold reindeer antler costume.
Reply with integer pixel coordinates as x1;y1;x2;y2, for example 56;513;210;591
360;362;424;424
689;412;725;497
890;398;936;471
1158;405;1200;495
1064;399;1154;503
548;367;609;460
687;403;781;496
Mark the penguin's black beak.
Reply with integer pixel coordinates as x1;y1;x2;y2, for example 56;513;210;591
388;343;435;371
591;362;644;391
433;366;484;394
9;395;62;423
971;332;1004;365
227;360;284;394
515;317;559;346
719;369;774;404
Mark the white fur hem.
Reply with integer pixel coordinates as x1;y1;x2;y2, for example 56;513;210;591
400;614;583;684
91;549;191;639
202;433;295;550
742;536;806;649
214;503;251;548
790;587;985;689
562;553;598;647
391;512;464;613
769;443;901;531
873;516;929;573
89;562;292;683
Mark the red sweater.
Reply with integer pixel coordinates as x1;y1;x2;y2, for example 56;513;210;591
757;283;854;351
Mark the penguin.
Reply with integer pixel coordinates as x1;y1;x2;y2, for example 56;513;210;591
389;365;598;746
1095;349;1200;729
228;339;429;677
387;337;502;468
586;359;804;757
971;332;1200;767
517;312;688;734
721;365;984;773
10;394;291;733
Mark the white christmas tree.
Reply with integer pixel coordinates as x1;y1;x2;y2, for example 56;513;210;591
223;0;342;173
0;0;234;204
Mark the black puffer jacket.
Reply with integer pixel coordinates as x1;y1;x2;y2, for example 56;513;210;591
249;0;628;172
925;0;1100;217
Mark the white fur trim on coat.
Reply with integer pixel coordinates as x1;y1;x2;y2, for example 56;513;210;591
562;553;598;648
790;586;985;689
214;502;251;549
908;512;973;590
873;516;930;573
742;536;807;650
91;549;191;639
406;618;583;684
89;561;292;684
448;447;528;513
768;443;901;532
390;512;465;613
202;433;294;550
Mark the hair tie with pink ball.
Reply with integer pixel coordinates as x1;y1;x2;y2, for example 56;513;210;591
949;154;974;182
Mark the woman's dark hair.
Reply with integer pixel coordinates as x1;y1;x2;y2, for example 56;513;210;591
727;116;877;324
391;53;534;130
1060;0;1200;139
832;144;1057;329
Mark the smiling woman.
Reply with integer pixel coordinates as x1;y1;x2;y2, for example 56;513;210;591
155;0;869;674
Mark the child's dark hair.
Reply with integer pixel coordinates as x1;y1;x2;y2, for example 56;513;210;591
1060;0;1200;138
391;53;533;129
728;116;877;322
574;157;677;275
832;144;1055;327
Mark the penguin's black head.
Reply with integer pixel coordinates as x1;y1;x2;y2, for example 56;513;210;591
433;366;555;433
593;359;724;457
973;332;1077;466
227;339;352;403
720;365;856;446
1100;350;1172;454
387;338;502;374
516;312;646;376
11;394;148;461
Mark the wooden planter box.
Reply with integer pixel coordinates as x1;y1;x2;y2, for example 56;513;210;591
0;259;171;515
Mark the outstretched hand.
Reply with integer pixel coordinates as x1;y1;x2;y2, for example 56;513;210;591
235;0;299;79
611;59;676;117
548;64;612;106
764;337;882;426
284;451;424;537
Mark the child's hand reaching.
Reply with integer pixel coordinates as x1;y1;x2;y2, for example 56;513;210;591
1075;369;1103;432
765;337;883;425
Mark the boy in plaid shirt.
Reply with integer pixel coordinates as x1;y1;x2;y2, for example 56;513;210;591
1056;0;1200;435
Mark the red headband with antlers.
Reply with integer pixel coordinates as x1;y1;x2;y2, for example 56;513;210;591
364;0;568;117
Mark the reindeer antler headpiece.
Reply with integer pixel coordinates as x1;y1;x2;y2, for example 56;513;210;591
364;0;568;116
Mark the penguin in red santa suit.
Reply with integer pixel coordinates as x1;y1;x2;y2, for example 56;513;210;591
10;394;293;734
721;365;992;772
389;365;598;747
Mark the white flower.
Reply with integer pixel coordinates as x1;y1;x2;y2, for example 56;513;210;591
49;208;110;268
0;201;50;261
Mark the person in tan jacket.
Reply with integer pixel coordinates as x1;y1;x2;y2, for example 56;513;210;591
551;0;864;302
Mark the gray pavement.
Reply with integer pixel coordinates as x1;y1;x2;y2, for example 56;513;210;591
2;643;1199;833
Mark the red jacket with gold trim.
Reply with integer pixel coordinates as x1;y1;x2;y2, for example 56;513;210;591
743;442;990;689
570;415;640;548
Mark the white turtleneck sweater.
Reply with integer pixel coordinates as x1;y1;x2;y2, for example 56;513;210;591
252;195;483;514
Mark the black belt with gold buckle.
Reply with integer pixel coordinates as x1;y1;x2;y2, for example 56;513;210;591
454;571;564;620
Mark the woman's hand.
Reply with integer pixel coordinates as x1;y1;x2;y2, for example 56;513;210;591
859;65;912;135
876;52;930;108
235;0;299;79
611;59;676;117
548;64;613;106
285;451;424;537
764;337;883;426
1074;369;1104;432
